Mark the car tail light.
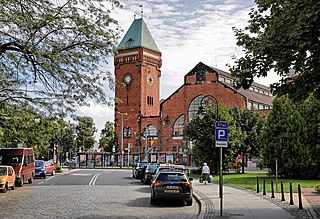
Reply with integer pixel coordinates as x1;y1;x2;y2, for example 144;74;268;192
153;181;162;187
182;182;192;187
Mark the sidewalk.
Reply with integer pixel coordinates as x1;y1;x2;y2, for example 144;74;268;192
193;181;318;219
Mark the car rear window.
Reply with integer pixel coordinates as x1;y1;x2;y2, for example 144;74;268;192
156;173;187;182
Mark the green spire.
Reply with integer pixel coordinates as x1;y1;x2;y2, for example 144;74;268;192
117;18;160;53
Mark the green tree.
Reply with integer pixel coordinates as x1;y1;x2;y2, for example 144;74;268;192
229;1;320;102
184;104;245;174
75;116;96;152
260;95;314;179
229;108;265;173
298;94;320;177
99;121;114;152
0;0;122;114
0;103;61;159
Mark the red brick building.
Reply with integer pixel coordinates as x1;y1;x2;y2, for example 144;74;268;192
114;18;273;165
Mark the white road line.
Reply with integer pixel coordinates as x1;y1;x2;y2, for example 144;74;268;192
89;173;101;186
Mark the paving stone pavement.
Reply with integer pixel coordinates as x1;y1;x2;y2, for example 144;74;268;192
193;181;320;219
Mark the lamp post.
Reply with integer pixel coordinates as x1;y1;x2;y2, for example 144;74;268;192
198;95;223;217
118;112;127;169
144;127;149;162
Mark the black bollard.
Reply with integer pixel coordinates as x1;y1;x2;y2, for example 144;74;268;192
289;182;294;205
271;180;275;198
257;176;260;193
263;177;266;195
298;184;303;209
281;181;285;201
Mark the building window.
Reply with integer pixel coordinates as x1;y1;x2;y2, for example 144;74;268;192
127;127;131;137
196;67;205;83
248;102;253;110
147;96;153;106
188;95;204;120
144;125;158;137
123;127;127;138
173;114;184;136
188;95;216;121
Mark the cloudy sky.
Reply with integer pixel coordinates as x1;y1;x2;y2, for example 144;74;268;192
77;0;280;139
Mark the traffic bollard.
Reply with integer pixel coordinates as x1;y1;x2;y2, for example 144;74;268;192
257;176;259;193
298;184;303;209
263;177;266;195
281;181;285;201
289;182;294;205
271;180;275;198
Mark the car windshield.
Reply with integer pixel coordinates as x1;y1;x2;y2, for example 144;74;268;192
35;160;44;167
139;163;149;168
0;155;22;167
0;167;7;176
147;165;158;172
156;173;187;182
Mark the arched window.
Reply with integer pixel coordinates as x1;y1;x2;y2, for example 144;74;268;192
188;95;216;120
188;95;204;120
143;125;157;137
173;114;184;136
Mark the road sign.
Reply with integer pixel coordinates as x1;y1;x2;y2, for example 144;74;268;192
215;121;228;148
215;129;228;141
216;141;228;147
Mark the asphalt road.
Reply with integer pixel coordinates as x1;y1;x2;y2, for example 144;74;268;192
0;169;199;219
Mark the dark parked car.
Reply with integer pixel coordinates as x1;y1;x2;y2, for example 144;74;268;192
141;164;158;184
132;162;149;179
150;170;193;206
35;160;56;179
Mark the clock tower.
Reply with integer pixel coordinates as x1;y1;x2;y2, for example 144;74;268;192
114;18;162;159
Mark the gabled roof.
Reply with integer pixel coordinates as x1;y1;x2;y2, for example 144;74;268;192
116;18;160;53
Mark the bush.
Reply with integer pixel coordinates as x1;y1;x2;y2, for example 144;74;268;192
56;164;63;173
315;184;320;193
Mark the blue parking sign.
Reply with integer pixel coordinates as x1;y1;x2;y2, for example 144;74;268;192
215;128;228;141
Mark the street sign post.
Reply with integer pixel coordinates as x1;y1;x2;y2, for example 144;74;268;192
215;121;228;217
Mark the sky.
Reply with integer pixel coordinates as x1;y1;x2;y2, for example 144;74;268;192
76;0;281;140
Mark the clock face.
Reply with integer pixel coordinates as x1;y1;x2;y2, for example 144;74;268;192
123;74;132;85
147;74;154;85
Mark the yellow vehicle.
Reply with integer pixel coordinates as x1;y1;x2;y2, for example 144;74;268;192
0;165;16;193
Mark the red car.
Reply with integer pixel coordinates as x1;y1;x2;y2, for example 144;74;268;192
45;161;56;176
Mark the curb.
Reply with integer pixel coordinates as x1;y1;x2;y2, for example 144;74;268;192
193;189;205;219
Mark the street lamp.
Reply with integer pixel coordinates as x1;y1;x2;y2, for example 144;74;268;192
197;95;224;217
118;111;127;169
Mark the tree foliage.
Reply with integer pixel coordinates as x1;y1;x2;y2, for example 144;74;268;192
0;103;62;159
260;95;319;179
184;104;245;173
0;0;122;114
74;116;96;152
99;121;114;152
229;108;265;172
230;1;320;102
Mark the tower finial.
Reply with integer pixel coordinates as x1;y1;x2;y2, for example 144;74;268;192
139;4;143;18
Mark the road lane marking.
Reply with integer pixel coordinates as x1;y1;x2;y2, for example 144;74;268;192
70;173;91;176
89;173;101;186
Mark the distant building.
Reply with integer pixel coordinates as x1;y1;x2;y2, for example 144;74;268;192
114;18;274;165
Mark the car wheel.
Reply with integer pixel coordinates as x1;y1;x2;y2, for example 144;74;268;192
51;170;55;176
11;183;15;190
18;177;24;187
186;199;193;206
150;196;157;205
43;174;46;179
2;184;8;193
28;176;33;184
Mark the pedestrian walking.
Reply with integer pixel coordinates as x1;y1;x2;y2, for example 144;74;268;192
201;162;210;185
